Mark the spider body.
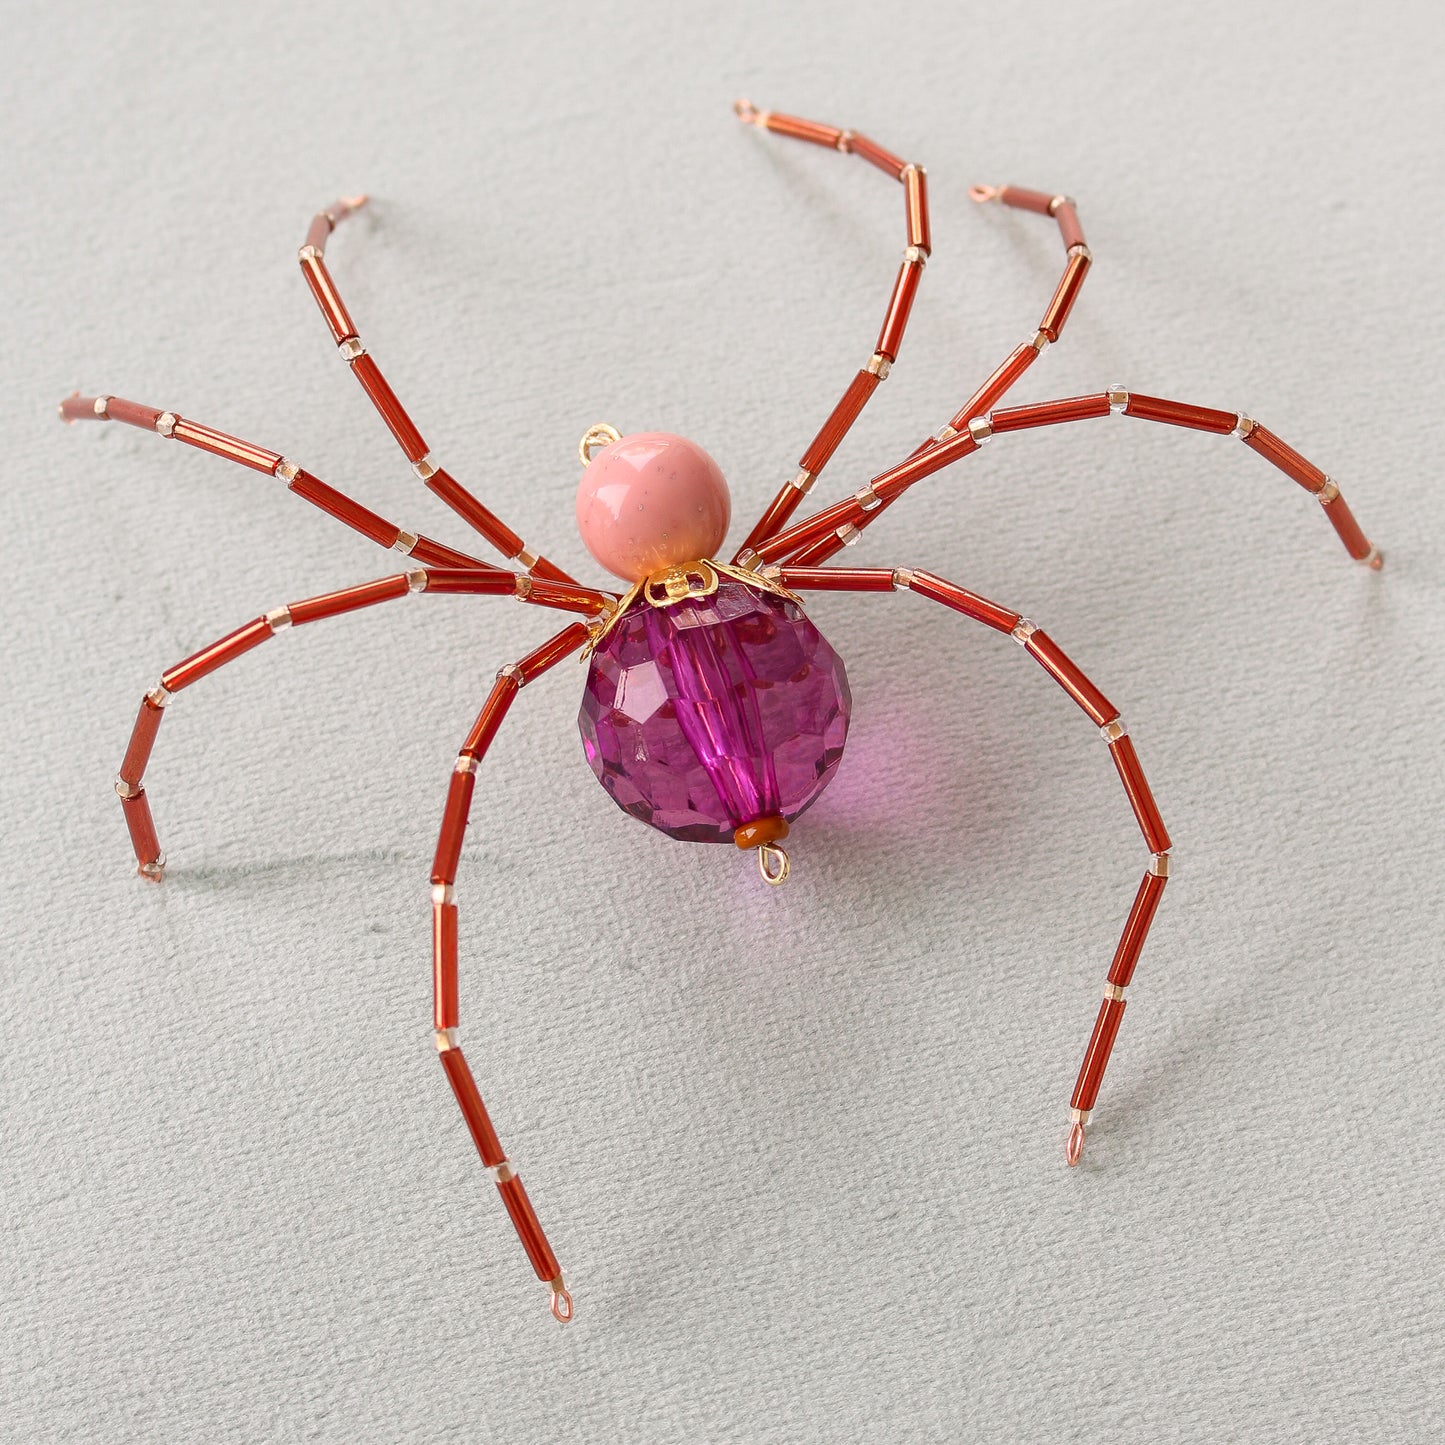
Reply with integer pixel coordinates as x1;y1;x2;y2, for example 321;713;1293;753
61;101;1381;1325
573;429;852;864
578;567;851;854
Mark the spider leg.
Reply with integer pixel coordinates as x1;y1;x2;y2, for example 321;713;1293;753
728;102;930;557
750;387;1380;570
954;181;1091;423
735;174;1088;570
299;198;578;585
429;621;593;1323
115;570;611;879
776;564;1171;1165
59;393;491;570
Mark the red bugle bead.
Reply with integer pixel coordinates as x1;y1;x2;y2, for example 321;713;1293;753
298;251;357;343
1109;736;1171;854
172;419;280;474
1107;872;1168;988
1071;998;1127;1111
763;111;843;149
119;695;165;786
998;185;1057;215
949;344;1038;429
1123;393;1237;433
876;260;924;362
799;371;880;477
1039;251;1091;341
1025;630;1119;726
432;769;476;886
349;355;428;462
848;133;906;179
432;899;459;1030
905;166;931;254
908;572;1020;633
162;618;271;692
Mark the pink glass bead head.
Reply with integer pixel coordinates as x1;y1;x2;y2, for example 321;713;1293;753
575;432;732;582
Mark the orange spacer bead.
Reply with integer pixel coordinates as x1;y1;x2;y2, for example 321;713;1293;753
734;816;789;849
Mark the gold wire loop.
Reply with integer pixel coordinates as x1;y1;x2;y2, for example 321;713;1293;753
579;422;622;467
758;842;791;886
643;560;720;608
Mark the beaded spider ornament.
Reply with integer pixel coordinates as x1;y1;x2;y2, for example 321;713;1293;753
61;101;1381;1322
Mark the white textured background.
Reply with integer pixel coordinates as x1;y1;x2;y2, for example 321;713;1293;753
4;2;1444;1441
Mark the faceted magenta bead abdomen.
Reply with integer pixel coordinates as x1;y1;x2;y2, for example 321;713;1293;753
579;580;851;842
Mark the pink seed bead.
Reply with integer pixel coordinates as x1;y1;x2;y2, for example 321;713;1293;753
575;432;731;582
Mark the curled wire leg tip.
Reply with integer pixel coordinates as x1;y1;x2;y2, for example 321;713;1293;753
549;1277;574;1324
733;98;761;125
969;184;999;204
1065;1121;1086;1167
758;842;791;886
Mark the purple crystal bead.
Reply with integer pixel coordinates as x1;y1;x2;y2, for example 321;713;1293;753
578;579;851;843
